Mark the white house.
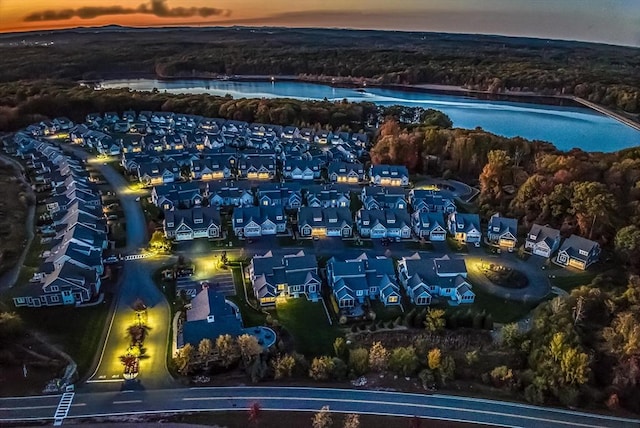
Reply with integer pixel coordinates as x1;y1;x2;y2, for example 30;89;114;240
525;224;561;258
487;213;518;250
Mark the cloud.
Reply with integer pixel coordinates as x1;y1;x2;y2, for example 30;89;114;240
24;0;230;22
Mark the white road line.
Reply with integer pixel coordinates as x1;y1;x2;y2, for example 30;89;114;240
113;400;142;405
0;405;56;411
0;395;58;400
179;396;608;428
188;386;640;424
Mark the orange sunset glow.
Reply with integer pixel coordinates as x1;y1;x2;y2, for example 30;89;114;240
0;0;638;46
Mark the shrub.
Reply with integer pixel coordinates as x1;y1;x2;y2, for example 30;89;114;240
349;348;369;376
389;346;419;376
309;356;335;381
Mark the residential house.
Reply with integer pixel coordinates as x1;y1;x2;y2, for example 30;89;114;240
13;261;100;308
191;156;233;180
232;206;286;237
305;184;351;208
525;224;561;258
282;158;324;180
409;189;456;213
182;286;244;346
328;162;365;183
369;164;409;187
137;161;180;186
164;206;222;241
249;250;321;306
256;182;303;210
360;186;407;210
398;254;475;306
208;181;254;208
356;209;412;239
151;181;204;210
448;213;482;246
297;207;353;238
237;157;275;180
487;213;518;250
412;211;447;241
555;235;600;270
327;254;400;309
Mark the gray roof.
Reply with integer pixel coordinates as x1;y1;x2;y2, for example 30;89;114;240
298;207;353;229
488;214;518;237
558;235;599;261
183;287;243;347
528;224;560;245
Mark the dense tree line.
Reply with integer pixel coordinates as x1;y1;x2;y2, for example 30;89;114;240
371;118;640;254
0;27;638;114
501;275;640;412
0;80;377;132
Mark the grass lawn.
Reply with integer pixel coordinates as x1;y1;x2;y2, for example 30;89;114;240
470;288;543;324
14;295;112;378
550;272;597;292
274;298;342;356
228;266;267;327
370;299;405;322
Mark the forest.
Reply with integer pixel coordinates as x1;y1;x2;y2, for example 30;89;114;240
0;27;638;115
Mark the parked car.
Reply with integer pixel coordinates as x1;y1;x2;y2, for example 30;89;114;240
103;255;119;264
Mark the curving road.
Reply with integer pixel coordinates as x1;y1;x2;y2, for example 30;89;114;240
64;146;174;390
1;386;640;427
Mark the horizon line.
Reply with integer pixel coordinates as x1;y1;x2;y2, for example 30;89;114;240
1;23;638;49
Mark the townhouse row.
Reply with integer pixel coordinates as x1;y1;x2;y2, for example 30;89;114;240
7;135;108;308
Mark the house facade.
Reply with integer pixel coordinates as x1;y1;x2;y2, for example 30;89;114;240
487;213;518;249
555;235;600;270
249;250;321;306
398;254;475;306
297;207;353;238
412;211;447;241
328;162;365;183
525;224;561;258
356;209;412;239
448;213;482;245
369;164;409;187
232;206;286;237
163;207;221;241
327;254;401;310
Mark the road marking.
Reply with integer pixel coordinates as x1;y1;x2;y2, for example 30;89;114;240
179;396;608;428
0;405;56;411
85;379;124;383
188;386;640;424
0;395;58;400
113;400;142;405
53;392;74;426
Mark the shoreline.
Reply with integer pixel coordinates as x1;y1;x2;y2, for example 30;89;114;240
90;74;640;132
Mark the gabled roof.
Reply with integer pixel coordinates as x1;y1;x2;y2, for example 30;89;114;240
558;235;599;261
527;224;560;245
488;213;518;237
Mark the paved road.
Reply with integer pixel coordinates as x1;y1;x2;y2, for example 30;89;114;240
1;386;639;427
64;146;174;390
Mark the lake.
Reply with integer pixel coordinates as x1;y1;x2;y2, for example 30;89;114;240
98;79;640;152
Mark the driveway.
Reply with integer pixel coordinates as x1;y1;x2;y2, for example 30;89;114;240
63;146;174;391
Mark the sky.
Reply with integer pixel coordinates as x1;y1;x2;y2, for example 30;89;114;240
0;0;639;47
